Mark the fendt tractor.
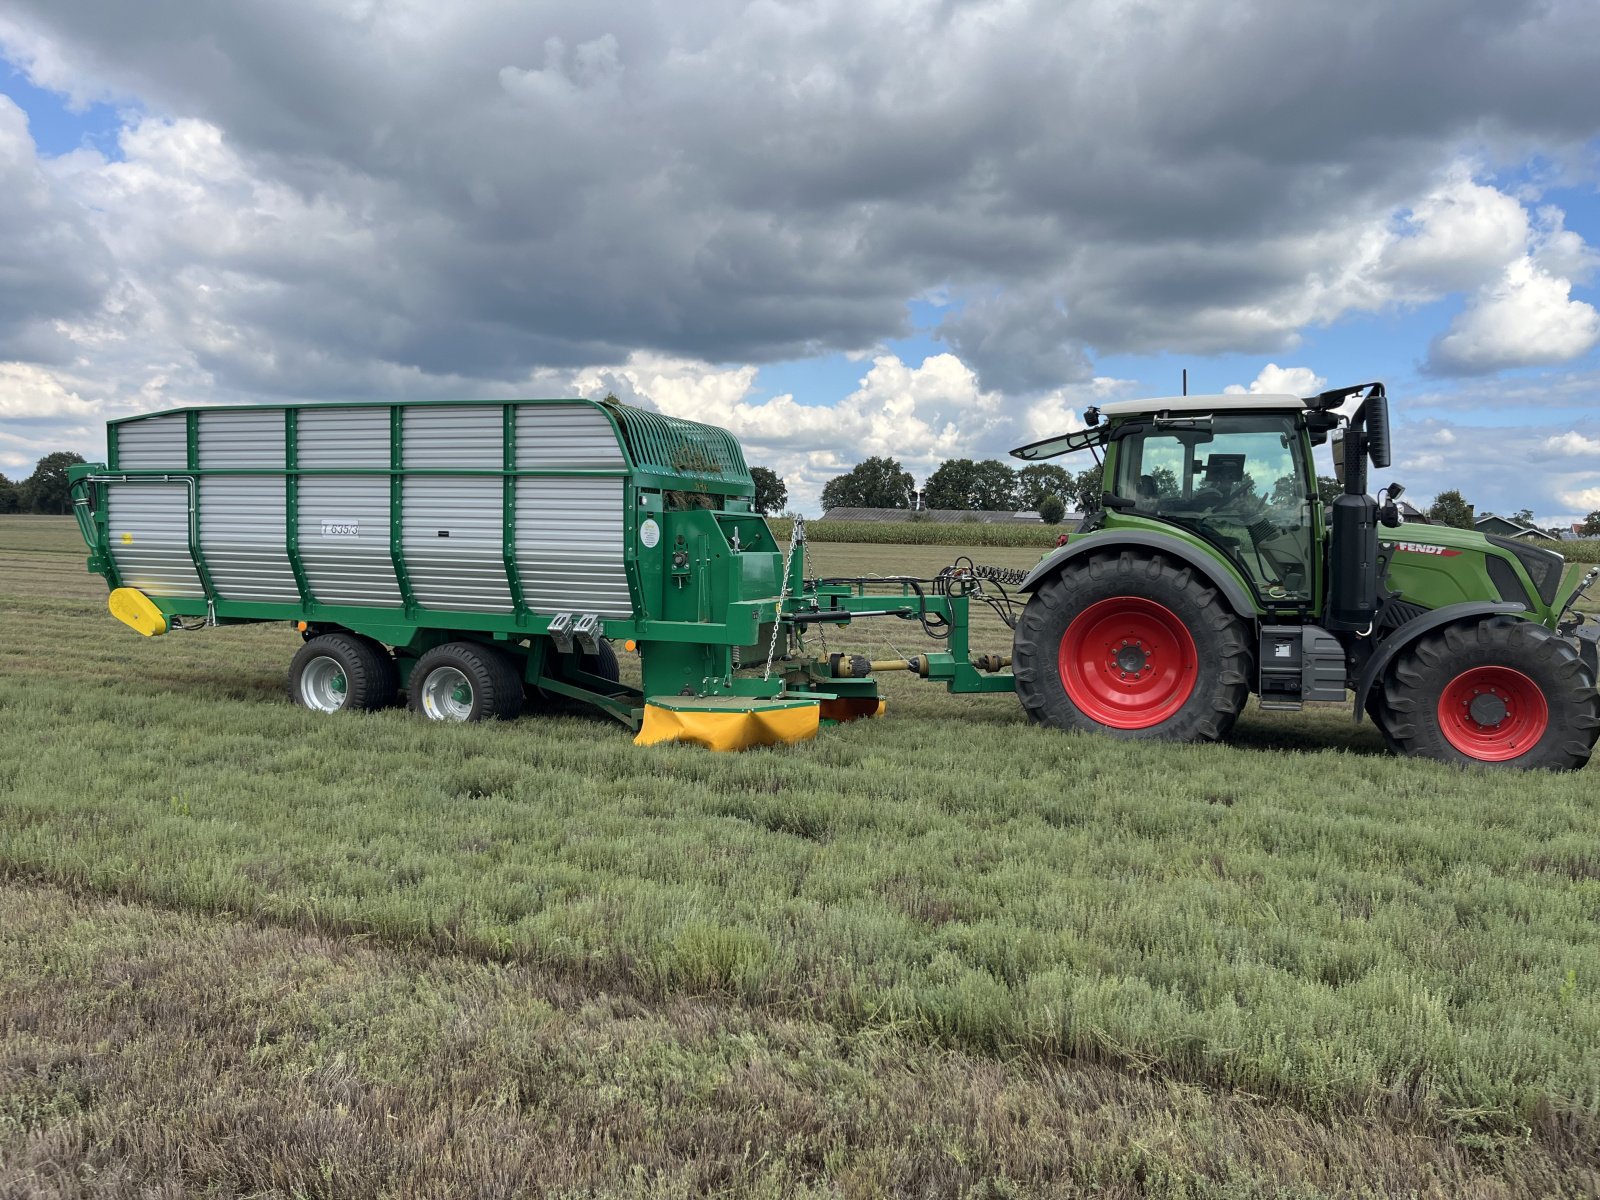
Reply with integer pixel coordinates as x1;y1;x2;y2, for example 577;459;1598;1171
68;384;1600;769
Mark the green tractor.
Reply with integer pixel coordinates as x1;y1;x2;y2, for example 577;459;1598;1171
1009;383;1600;770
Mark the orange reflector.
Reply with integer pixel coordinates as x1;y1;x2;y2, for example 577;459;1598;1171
624;639;637;652
297;621;308;631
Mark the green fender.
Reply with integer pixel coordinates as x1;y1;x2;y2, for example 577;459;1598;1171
1019;529;1259;619
1350;600;1527;723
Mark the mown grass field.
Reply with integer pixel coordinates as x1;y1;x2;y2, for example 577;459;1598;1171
3;514;1600;1198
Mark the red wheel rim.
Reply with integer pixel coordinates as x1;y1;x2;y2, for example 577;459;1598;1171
1059;597;1198;729
1437;665;1548;762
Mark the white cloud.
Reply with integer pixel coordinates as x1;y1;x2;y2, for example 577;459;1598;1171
1560;487;1600;512
1546;431;1600;457
1427;257;1600;375
0;361;98;418
1224;363;1326;396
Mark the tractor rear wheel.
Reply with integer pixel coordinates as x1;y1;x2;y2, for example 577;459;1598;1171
1013;551;1250;742
289;632;398;713
408;641;524;723
1380;616;1599;770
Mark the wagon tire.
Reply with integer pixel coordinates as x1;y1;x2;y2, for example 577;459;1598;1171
290;632;398;714
409;641;524;723
1012;550;1250;743
1381;616;1599;770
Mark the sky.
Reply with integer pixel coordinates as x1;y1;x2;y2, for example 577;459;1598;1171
0;0;1597;522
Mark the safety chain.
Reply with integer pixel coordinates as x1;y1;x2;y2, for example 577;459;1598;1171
764;514;805;680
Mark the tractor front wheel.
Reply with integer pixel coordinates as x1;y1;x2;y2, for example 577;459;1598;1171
1379;616;1599;770
1013;551;1250;742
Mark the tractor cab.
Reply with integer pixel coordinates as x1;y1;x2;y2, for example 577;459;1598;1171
1017;393;1327;610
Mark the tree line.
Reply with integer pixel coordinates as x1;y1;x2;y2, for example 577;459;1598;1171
0;452;85;516
816;455;1104;522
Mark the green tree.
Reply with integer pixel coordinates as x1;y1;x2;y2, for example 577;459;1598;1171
1317;476;1342;506
970;459;1019;510
1582;511;1600;536
1075;464;1104;513
1017;463;1075;510
819;456;914;511
0;473;18;515
748;466;787;516
1427;489;1474;529
1511;507;1536;526
923;459;980;510
20;451;86;515
924;459;1019;510
1038;494;1066;525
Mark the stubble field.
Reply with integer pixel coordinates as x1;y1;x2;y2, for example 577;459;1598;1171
2;514;1599;1198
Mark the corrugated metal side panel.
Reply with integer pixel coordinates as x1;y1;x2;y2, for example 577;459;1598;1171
298;477;403;608
298;407;391;468
106;483;205;598
515;404;625;469
404;405;502;469
115;415;188;469
199;477;300;603
402;477;512;613
198;409;286;468
515;477;631;617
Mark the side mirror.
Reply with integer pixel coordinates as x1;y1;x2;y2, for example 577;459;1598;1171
1364;393;1392;469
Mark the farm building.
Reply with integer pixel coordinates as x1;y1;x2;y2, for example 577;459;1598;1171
1474;513;1561;542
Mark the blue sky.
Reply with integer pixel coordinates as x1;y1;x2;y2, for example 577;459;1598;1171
0;2;1597;520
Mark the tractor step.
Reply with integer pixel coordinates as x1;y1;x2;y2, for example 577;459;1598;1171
1257;700;1304;712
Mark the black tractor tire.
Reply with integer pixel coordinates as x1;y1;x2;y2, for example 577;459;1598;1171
1365;693;1403;755
289;632;399;713
1012;550;1251;743
408;641;524;723
1380;616;1599;770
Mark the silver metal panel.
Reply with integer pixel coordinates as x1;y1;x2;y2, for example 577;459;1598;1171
198;409;286;468
298;406;392;469
402;477;513;613
115;415;188;470
198;478;300;603
106;483;205;599
515;477;631;617
404;405;502;469
515;404;625;470
298;476;403;608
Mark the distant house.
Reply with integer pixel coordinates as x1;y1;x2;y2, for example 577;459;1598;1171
822;507;1085;526
1474;513;1560;542
1397;500;1431;524
1560;523;1600;542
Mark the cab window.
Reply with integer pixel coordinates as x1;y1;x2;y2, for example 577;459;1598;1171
1111;414;1314;601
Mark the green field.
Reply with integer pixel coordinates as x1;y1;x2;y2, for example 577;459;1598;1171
3;514;1599;1197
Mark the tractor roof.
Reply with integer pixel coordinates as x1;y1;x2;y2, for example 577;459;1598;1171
1096;393;1307;417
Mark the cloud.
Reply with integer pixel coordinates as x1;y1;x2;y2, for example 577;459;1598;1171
0;362;98;418
0;0;1595;503
1426;257;1600;375
0;0;1596;395
1224;364;1327;396
1546;431;1600;456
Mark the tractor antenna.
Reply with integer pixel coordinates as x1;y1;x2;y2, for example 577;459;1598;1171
1182;369;1187;396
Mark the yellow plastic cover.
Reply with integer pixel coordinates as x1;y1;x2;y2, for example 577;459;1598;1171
635;699;820;751
108;588;168;637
